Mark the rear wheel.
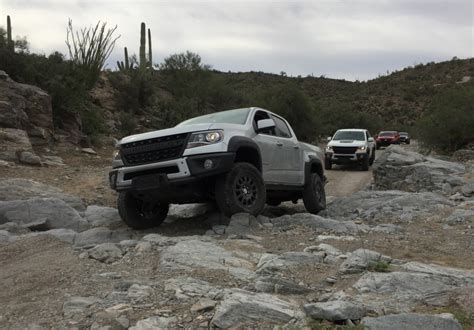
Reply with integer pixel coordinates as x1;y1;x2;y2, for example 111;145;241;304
303;173;326;214
215;163;266;217
118;191;169;229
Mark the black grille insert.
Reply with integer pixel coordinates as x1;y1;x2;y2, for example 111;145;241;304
123;166;179;181
333;146;358;154
121;133;188;166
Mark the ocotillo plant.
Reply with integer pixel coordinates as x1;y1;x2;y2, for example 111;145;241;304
139;22;146;69
7;15;14;52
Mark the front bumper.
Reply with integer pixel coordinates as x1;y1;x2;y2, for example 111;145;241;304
325;151;368;164
109;152;235;191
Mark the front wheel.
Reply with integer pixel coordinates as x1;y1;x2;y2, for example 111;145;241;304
361;155;370;171
324;158;332;170
118;191;169;229
303;173;326;214
369;148;375;165
215;163;266;217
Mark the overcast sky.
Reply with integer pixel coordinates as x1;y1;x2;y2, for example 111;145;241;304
2;0;473;80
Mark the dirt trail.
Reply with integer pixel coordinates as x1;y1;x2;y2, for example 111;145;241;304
325;165;374;197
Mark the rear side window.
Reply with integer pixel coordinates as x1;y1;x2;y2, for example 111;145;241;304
271;115;292;138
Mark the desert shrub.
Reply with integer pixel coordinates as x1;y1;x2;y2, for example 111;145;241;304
417;86;474;151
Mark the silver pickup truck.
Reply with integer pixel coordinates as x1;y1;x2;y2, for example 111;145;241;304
109;107;326;229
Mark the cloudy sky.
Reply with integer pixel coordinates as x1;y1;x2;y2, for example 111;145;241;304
2;0;473;80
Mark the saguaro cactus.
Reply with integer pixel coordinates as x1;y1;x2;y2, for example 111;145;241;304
7;15;14;51
147;28;152;67
124;46;129;70
139;22;146;69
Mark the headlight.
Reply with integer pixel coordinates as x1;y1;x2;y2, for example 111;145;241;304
187;130;224;149
112;147;121;160
326;146;333;151
357;146;367;151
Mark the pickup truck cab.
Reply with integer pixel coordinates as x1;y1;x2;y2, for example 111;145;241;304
109;107;327;229
325;128;376;171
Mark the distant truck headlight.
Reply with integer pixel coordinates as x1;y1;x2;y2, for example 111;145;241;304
357;146;367;152
187;130;224;149
112;147;121;160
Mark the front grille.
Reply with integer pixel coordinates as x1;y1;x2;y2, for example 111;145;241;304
123;166;179;181
121;133;188;166
333;146;358;154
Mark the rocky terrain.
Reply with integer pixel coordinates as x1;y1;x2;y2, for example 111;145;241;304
0;144;473;329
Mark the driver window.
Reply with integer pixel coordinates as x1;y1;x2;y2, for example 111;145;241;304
253;111;275;135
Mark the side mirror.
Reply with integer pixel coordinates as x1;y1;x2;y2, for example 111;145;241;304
327;136;332;142
368;137;374;142
257;119;276;132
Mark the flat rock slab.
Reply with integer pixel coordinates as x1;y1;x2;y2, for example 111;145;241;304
0;178;84;211
362;313;462;330
74;227;138;247
164;277;222;299
88;243;124;264
271;213;366;234
85;205;122;228
304;301;366;321
339;249;392;274
130;316;177;330
160;239;257;280
256;252;324;274
0;198;88;232
211;289;304;328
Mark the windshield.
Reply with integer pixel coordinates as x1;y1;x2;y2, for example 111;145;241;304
333;131;365;141
400;132;408;136
177;108;250;126
379;131;397;136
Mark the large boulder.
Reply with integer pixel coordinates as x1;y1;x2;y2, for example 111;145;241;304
374;146;466;193
0;71;53;145
0;198;88;232
270;213;367;234
0;178;85;211
0;128;34;162
327;190;453;222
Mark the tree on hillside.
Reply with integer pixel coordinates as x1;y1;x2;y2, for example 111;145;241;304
159;51;211;71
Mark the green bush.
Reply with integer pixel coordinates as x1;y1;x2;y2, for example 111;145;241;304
417;86;474;151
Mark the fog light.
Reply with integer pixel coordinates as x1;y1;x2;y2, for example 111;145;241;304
204;159;213;170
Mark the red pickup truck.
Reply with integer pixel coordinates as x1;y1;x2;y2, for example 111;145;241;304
375;131;401;149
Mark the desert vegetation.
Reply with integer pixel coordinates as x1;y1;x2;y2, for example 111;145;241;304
0;15;473;151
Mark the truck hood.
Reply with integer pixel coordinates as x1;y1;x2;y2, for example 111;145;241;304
328;140;366;148
119;123;214;145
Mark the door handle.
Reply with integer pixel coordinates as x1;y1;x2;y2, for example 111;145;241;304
276;142;283;147
293;145;299;149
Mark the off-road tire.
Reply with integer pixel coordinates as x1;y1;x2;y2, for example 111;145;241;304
215;162;266;217
324;158;332;170
118;191;169;229
369;148;375;165
303;173;326;214
361;155;370;171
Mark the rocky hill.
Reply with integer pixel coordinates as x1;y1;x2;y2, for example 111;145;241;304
212;57;474;127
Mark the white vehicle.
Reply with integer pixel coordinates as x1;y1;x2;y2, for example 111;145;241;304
324;129;376;171
109;107;327;229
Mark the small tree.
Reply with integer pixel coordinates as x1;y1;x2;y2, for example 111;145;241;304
159;51;210;71
66;19;120;87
